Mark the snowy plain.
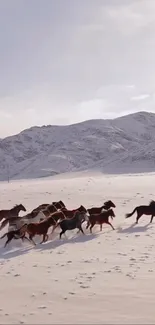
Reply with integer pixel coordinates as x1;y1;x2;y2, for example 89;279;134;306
0;171;155;324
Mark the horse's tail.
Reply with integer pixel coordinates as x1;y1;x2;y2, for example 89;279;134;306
125;207;137;218
0;218;9;231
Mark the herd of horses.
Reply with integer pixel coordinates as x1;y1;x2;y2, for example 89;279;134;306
1;198;155;248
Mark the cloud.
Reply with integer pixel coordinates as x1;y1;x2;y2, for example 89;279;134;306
0;0;155;136
131;94;150;101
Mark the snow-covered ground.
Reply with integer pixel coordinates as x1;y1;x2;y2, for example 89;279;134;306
0;171;155;324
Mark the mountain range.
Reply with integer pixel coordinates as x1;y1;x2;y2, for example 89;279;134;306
1;111;155;181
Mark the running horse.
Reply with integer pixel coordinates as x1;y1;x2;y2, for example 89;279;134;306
87;200;116;215
87;208;116;233
85;200;116;229
52;211;88;239
31;200;66;214
0;224;31;248
125;200;155;224
0;204;26;231
6;201;66;231
25;213;65;245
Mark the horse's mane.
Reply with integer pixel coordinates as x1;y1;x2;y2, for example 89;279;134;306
12;204;20;208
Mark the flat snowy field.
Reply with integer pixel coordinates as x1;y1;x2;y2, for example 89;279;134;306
0;171;155;324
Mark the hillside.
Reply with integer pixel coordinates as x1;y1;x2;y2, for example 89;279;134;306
1;111;155;181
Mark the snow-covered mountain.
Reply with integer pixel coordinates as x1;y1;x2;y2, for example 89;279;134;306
1;111;155;181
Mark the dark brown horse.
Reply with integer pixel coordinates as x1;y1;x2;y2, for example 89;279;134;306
0;224;31;248
88;209;115;233
0;204;26;231
125;200;155;224
52;211;88;239
87;200;116;215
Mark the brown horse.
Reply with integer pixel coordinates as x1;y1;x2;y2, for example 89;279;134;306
0;204;26;231
87;200;116;215
0;224;31;248
31;201;65;220
87;209;115;233
125;200;155;224
60;205;87;218
25;214;64;245
31;200;66;214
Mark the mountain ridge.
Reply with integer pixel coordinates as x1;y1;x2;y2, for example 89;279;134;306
1;111;155;181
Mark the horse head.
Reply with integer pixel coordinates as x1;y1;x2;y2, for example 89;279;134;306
19;204;26;212
78;205;87;213
59;200;65;208
104;200;116;209
149;200;155;208
73;210;86;222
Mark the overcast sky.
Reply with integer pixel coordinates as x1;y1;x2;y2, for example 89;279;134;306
0;0;155;137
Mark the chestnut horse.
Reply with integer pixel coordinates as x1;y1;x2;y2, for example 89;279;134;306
87;208;115;233
0;204;26;231
25;213;65;245
125;200;155;224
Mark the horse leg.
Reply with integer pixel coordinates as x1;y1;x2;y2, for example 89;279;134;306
45;234;49;242
136;212;142;224
100;224;102;231
22;235;35;246
29;234;36;246
107;221;115;230
150;215;154;223
40;233;47;244
90;223;95;233
60;230;65;239
50;225;55;235
86;221;90;229
40;233;49;244
78;225;85;235
4;234;14;248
